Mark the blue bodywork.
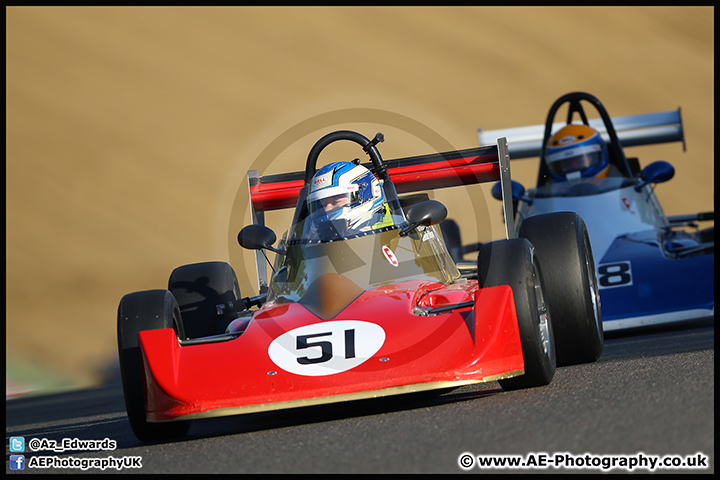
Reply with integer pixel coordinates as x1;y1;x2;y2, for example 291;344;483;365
597;228;713;330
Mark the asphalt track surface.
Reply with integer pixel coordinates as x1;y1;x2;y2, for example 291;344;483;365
6;319;713;474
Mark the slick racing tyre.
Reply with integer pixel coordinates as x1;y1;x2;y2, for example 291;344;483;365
478;238;556;390
117;289;191;442
518;212;603;366
168;261;241;339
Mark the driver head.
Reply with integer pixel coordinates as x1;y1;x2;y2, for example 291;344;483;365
307;161;390;234
545;124;609;182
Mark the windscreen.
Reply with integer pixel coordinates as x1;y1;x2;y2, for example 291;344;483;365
266;216;460;304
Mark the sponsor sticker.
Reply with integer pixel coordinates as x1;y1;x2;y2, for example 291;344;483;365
382;245;399;267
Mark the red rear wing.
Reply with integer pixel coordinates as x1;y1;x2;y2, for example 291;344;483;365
249;144;505;213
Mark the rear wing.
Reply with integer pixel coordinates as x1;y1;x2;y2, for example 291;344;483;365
478;109;685;160
248;138;516;238
245;138;516;292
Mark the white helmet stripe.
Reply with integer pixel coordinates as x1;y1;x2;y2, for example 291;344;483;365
307;184;358;203
547;143;601;163
337;164;370;185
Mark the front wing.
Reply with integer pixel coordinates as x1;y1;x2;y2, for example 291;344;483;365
138;285;524;422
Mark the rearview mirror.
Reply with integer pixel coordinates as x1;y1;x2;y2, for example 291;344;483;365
237;224;284;254
399;200;447;237
635;161;675;191
492;180;529;203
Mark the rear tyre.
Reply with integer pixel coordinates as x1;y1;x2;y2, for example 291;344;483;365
117;289;191;442
168;261;241;338
518;212;603;366
478;239;556;390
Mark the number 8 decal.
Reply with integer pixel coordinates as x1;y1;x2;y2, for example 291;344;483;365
268;321;385;376
597;261;633;289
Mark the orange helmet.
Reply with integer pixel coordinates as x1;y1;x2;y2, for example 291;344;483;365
545;124;609;181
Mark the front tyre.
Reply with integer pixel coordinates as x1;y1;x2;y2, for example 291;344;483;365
478;238;556;390
168;261;241;338
117;289;191;442
518;212;603;366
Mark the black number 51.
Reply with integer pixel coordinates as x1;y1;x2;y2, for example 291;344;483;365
296;329;356;364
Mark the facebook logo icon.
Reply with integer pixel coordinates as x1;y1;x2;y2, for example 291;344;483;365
9;455;25;470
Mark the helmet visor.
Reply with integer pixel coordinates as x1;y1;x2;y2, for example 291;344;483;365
307;184;360;214
546;144;603;176
309;192;355;215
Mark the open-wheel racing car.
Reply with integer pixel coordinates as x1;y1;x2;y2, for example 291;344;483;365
117;129;602;442
474;91;714;332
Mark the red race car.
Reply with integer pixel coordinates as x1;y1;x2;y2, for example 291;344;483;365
117;130;602;442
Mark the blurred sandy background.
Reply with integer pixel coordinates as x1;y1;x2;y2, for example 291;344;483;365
6;6;714;393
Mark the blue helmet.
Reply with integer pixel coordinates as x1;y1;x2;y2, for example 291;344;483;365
307;161;387;233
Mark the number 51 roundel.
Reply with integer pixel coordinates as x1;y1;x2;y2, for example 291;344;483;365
268;320;386;376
